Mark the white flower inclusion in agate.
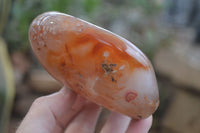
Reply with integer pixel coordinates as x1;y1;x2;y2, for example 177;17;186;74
29;12;159;120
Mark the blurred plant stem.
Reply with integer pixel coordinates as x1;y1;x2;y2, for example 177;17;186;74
0;38;15;133
0;0;15;132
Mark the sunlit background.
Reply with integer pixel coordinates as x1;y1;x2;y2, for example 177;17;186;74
1;0;200;133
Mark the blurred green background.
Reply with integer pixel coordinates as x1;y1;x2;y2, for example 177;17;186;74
3;0;166;58
1;0;200;133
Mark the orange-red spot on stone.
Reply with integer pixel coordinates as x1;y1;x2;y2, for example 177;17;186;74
125;91;138;102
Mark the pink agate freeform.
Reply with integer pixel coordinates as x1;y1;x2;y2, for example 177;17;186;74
29;12;159;119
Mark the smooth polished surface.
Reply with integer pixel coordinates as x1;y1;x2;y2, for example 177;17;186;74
29;12;159;119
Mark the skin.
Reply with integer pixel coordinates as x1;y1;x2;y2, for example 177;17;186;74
16;87;152;133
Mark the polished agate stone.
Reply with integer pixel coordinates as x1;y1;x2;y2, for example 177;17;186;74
29;12;159;119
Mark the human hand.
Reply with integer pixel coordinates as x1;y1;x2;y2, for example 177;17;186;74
16;87;152;133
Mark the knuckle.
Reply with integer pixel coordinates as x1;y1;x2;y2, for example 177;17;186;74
32;96;47;107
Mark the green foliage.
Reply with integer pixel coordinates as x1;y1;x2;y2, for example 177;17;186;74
3;0;100;52
41;0;72;12
83;0;100;14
